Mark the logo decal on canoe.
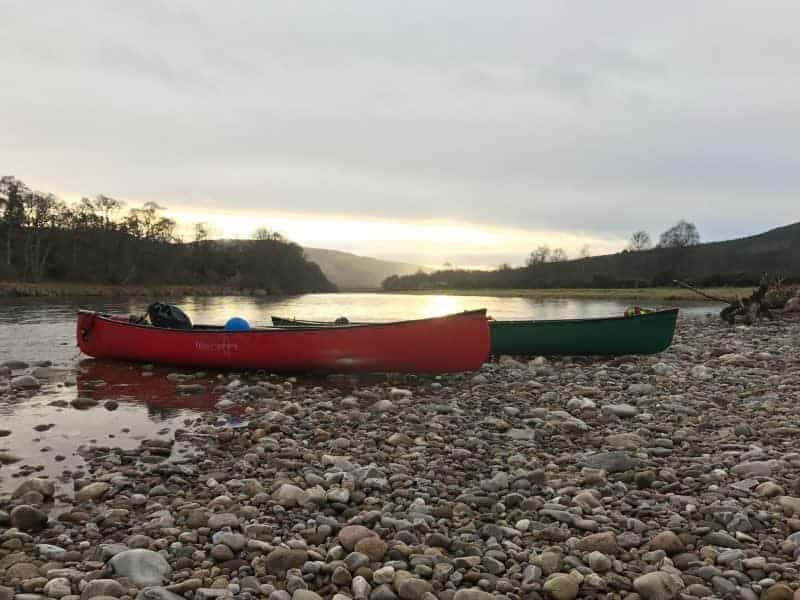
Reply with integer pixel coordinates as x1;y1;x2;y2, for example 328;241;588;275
195;340;239;353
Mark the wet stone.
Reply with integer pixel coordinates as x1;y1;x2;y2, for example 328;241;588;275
704;531;743;548
575;532;618;554
135;589;186;600
266;548;308;576
207;513;239;529
339;525;377;550
396;578;432;600
10;504;48;531
108;549;172;587
80;579;127;600
11;375;40;389
542;573;579;600
13;478;55;499
634;571;685;600
579;450;635;473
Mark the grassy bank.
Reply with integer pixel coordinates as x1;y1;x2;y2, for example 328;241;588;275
0;282;758;302
0;282;262;298
385;287;753;301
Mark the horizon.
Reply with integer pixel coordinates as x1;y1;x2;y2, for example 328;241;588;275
3;2;799;267
4;178;794;273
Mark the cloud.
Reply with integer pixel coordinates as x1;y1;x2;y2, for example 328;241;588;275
1;0;798;261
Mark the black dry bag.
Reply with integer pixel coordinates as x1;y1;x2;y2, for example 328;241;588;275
146;302;192;329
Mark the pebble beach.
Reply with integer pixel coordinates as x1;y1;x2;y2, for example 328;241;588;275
1;314;800;600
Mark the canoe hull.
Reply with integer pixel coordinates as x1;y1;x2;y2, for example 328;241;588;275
77;310;489;373
489;309;679;356
274;309;679;356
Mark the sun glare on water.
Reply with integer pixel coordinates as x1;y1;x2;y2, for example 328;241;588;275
423;295;462;318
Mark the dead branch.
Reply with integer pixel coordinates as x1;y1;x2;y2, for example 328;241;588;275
672;280;733;303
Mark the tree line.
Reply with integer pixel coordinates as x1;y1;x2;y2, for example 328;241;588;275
626;220;700;252
0;176;335;294
523;220;701;267
383;220;800;291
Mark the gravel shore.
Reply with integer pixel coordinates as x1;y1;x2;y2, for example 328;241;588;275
1;314;799;600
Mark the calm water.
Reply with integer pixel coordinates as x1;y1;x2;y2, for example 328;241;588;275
0;293;719;492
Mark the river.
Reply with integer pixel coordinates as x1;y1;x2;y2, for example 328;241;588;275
0;293;720;492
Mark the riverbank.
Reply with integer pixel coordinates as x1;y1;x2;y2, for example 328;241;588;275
1;282;755;301
0;282;268;298
389;286;754;302
1;314;799;598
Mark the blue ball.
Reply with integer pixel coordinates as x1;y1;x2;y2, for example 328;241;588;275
224;317;250;331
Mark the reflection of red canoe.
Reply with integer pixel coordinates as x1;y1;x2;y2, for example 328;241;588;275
76;359;225;412
77;310;490;373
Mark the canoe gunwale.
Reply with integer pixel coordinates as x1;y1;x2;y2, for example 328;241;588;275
79;308;487;333
489;308;679;327
272;308;680;328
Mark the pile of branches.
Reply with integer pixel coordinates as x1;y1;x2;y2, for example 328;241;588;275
674;276;783;324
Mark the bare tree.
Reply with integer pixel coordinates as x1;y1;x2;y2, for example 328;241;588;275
628;230;652;251
253;227;286;242
22;192;61;281
125;202;175;242
578;244;591;259
75;198;102;230
549;248;568;262
526;245;551;266
0;176;30;267
94;195;124;230
194;222;210;242
657;220;700;248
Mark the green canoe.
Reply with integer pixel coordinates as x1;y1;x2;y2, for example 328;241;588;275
272;308;679;356
488;308;678;356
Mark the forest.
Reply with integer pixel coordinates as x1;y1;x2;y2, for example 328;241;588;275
0;176;335;294
383;221;800;291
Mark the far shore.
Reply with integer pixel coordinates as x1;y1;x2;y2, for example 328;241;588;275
0;282;260;298
379;286;753;302
0;281;756;302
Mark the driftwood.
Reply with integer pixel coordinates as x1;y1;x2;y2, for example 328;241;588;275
719;282;774;324
673;279;775;324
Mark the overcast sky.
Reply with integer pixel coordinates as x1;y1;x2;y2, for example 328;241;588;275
2;1;798;267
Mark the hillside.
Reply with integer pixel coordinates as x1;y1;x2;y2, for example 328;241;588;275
303;247;426;289
383;222;800;290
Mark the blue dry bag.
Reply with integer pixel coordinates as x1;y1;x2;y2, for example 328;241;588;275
224;317;250;331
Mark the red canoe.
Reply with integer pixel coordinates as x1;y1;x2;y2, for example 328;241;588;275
76;309;490;373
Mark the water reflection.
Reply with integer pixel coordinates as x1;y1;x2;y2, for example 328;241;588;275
76;359;227;414
0;378;196;493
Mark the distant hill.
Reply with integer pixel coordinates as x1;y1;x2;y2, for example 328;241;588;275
303;247;426;289
383;222;800;290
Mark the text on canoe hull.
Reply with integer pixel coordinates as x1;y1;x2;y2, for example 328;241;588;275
194;341;240;353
